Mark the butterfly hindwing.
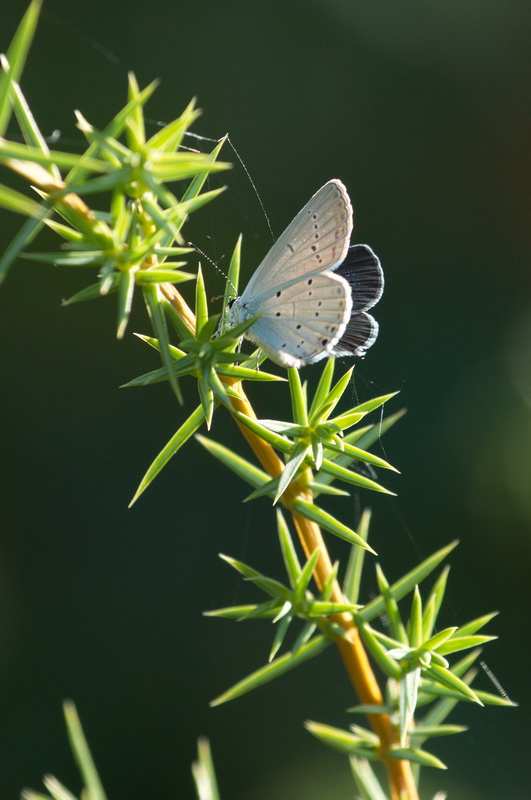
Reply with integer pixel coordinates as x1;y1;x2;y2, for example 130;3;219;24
244;271;352;368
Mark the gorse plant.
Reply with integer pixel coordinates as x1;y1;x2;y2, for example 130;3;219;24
1;4;513;800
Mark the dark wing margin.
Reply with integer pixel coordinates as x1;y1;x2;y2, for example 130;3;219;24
332;311;379;357
332;244;384;357
334;244;384;312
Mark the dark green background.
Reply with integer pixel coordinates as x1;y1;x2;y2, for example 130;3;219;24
1;1;529;798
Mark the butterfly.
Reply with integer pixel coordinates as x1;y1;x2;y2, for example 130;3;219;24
229;179;383;369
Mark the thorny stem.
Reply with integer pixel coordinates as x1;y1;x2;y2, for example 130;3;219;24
5;152;417;797
162;284;419;800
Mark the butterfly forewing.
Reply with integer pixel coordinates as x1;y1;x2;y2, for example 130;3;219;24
240;179;353;300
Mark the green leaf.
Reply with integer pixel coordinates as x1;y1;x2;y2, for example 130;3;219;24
0;208;48;284
192;737;220;800
349;392;399;415
422;663;483;704
116;269;136;339
325;440;398;472
143;283;182;402
66;80;159;185
288;368;308;426
41;776;77;800
4;60;61;181
320;367;354;418
375;564;408;644
141;194;182;244
348;705;392;715
349;756;388;800
274;442;308;504
0;183;43;217
135;268;195;285
388;745;447;770
309;357;335;418
0;0;43;137
195;264;208;334
308;480;350;497
63;700;108;800
223;234;242;311
343;508;371;604
399;666;421;745
359;541;459;623
0;138;107;172
295;549;321;600
22;250;105;266
120;355;195;387
277;510;302;589
198;374;215;430
210;635;330;706
196;434;270;489
125;73;146;150
232;412;291;453
219;554;287;598
147;97;200;153
422;569;449;641
269;610;293;661
435;634;497;656
417;659;479;722
180;187;226;216
326;410;364;431
217;364;284;382
150;152;230;181
318;458;395;495
291;498;377;554
354;616;401;679
307;600;357;615
409;586;423;648
204;603;277;620
411;723;467;739
455;611;499;637
181;136;228;208
290;611;316;643
305;721;378;758
129;405;205;505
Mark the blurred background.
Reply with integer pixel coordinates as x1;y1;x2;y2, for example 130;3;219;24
1;1;530;798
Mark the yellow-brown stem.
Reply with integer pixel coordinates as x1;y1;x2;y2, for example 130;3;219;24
161;283;419;800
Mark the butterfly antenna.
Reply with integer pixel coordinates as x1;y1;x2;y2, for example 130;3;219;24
184;131;276;244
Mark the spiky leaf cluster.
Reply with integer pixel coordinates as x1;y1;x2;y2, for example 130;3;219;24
0;0;235;404
208;509;513;792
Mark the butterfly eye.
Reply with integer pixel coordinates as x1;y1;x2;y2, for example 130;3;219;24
227;298;236;309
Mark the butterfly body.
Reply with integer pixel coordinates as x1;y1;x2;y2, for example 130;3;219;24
230;180;383;369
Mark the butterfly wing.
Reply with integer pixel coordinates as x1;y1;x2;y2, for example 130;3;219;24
243;271;352;368
331;244;384;357
230;181;383;368
240;179;353;302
